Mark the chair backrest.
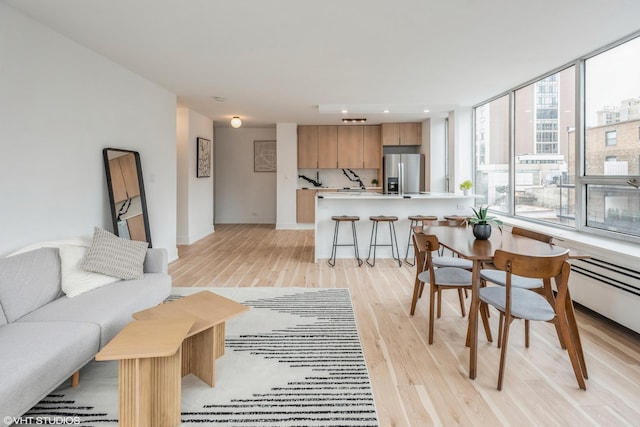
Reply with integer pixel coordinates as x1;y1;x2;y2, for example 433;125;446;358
493;249;572;315
493;249;569;280
511;226;553;244
412;231;440;273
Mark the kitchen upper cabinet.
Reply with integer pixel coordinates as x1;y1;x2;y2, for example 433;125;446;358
363;126;382;169
381;123;399;146
337;126;364;168
298;124;383;170
297;125;318;168
381;122;422;146
317;126;338;168
400;122;421;146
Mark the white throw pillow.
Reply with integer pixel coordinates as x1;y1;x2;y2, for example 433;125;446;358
8;236;93;257
59;245;120;297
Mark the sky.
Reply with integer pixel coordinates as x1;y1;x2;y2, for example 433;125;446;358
584;35;640;127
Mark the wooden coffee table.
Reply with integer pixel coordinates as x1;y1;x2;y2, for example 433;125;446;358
96;318;194;427
133;291;249;387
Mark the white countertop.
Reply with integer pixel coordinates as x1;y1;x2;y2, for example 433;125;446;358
314;193;475;262
317;192;474;200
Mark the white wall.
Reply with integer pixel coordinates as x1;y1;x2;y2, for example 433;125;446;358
452;107;473;192
429;117;447;192
420;118;432;191
0;4;178;259
276;123;298;229
176;107;214;244
214;127;277;223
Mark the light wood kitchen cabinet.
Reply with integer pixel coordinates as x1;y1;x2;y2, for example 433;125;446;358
400;122;421;146
337;126;364;168
296;189;317;223
298;124;383;170
363;126;382;169
297;125;318;168
381;122;422;146
317;126;338;168
381;123;399;147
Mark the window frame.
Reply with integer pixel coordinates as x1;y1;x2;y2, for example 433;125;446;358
472;31;640;244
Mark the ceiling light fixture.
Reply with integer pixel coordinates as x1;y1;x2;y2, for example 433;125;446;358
424;109;430;113
341;109;348;114
342;118;367;123
230;116;242;128
383;109;389;113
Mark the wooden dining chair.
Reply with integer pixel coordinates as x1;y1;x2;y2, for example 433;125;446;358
478;249;586;390
416;221;473;269
409;222;472;317
409;230;465;316
480;226;557;347
412;231;492;345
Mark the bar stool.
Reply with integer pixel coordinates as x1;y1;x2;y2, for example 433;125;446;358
366;216;401;267
328;215;363;267
404;215;438;266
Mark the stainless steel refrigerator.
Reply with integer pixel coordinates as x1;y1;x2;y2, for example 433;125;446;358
383;154;424;194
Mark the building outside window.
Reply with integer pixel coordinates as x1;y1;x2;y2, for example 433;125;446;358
474;95;510;213
605;130;617;146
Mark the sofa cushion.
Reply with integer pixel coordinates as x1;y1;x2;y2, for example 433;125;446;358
59;245;120;297
17;273;171;346
82;227;149;280
0;248;61;322
0;321;100;421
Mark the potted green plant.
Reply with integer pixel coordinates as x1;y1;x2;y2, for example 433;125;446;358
459;180;473;195
468;205;503;240
371;178;379;187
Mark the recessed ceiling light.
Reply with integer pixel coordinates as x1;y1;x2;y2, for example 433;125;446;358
383;109;389;113
342;118;367;123
341;109;348;114
424;109;430;113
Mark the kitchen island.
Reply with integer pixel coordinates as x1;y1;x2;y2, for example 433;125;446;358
314;192;475;262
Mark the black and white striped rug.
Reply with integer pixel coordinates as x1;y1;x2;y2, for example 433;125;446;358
24;287;379;426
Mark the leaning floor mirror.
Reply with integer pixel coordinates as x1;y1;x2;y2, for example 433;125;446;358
103;148;152;246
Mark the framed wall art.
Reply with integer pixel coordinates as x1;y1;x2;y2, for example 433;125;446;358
197;137;211;178
254;140;276;172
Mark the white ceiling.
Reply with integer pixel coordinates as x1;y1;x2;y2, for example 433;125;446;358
4;0;640;128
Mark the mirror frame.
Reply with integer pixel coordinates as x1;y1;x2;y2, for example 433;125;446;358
103;148;152;247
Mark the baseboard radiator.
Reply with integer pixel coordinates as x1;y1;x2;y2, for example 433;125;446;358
571;258;640;297
557;239;640;334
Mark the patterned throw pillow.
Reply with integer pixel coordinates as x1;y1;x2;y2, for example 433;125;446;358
82;227;149;280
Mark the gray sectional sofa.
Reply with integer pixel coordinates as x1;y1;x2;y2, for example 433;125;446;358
0;246;171;425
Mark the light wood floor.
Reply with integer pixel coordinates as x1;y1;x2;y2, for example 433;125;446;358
169;224;640;427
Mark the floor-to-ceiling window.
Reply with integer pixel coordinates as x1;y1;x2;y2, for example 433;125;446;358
583;36;640;237
474;33;640;240
514;66;575;226
474;95;510;213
